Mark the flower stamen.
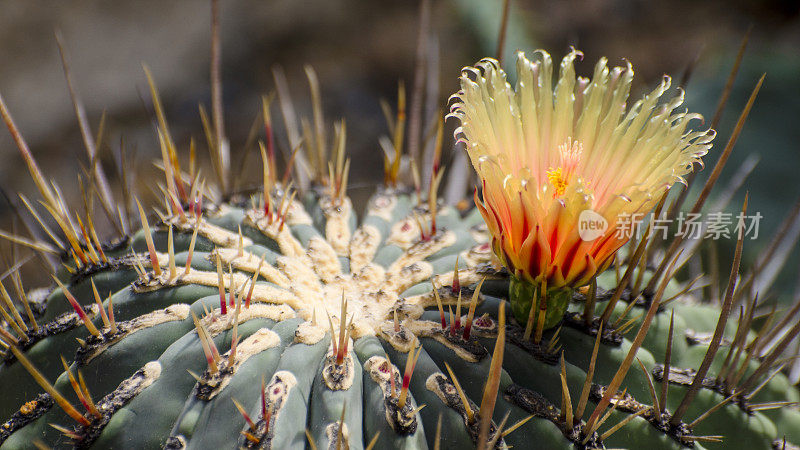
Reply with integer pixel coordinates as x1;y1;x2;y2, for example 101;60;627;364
546;167;568;197
546;138;583;198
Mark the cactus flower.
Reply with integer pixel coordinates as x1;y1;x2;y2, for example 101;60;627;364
449;49;714;328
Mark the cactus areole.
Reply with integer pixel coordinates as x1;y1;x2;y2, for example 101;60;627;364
0;6;798;450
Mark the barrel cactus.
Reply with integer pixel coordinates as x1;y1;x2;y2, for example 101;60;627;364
0;6;798;450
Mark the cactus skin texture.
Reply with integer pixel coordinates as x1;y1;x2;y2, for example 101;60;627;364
1;5;800;450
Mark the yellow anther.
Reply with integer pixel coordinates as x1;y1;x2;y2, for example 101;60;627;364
546;167;568;197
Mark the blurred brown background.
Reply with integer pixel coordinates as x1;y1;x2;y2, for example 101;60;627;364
0;0;798;301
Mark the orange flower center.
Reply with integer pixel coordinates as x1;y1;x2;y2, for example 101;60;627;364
546;138;583;197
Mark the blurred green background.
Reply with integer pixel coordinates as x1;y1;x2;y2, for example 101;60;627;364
0;0;798;303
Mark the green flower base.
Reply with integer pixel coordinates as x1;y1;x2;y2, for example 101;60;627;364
509;276;572;330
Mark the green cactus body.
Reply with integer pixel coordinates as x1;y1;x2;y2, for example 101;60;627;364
0;187;796;449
